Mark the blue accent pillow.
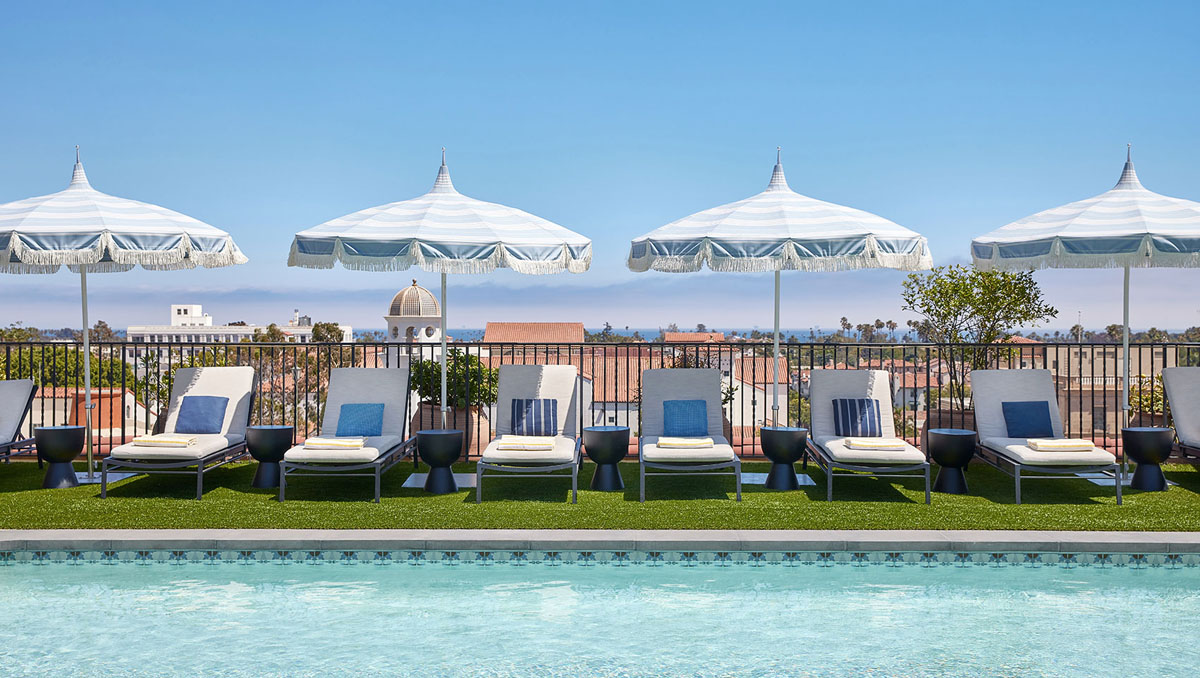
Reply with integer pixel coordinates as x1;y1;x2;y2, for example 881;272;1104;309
336;403;385;437
832;398;881;437
512;398;558;436
663;399;708;437
1001;401;1054;438
174;395;229;435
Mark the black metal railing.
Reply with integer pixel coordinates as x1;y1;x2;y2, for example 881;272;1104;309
2;339;1195;460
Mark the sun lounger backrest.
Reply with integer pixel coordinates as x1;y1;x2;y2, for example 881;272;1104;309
495;365;580;438
970;369;1064;440
808;369;896;439
640;368;723;438
0;379;35;443
322;364;411;438
163;367;256;437
1163;367;1200;447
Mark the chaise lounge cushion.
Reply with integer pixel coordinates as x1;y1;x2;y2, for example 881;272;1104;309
283;435;402;464
813;436;926;465
980;437;1115;466
481;435;577;465
0;379;35;444
1163;367;1200;447
641;435;736;463
110;434;245;460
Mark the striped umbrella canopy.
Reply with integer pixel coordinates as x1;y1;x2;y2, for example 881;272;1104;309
628;150;932;424
289;151;591;426
0;148;247;479
972;146;1200;433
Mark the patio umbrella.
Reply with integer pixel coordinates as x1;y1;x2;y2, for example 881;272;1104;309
289;150;591;427
0;148;248;480
628;149;933;425
972;145;1200;435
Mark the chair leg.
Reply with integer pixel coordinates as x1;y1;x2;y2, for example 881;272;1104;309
196;467;204;501
100;461;108;499
278;464;287;502
1115;466;1123;505
1014;467;1022;505
801;447;808;471
826;466;833;502
639;461;646;503
734;461;742;502
571;466;578;504
374;467;381;503
475;466;483;504
924;465;931;504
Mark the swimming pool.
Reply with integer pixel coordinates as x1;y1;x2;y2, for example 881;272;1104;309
2;553;1198;677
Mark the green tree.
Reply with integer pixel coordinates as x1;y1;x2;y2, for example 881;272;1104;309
410;349;498;408
311;322;344;343
901;265;1057;407
0;322;41;342
88;320;119;342
1105;323;1124;342
250;323;288;342
356;330;387;343
1144;327;1169;343
695;323;707;333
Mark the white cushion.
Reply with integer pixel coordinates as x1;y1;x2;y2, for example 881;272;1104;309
110;434;245;460
970;370;1065;440
641;435;736;463
283;435;402;463
814;436;926;465
494;365;580;438
163;367;256;437
321;366;410;439
1163;367;1200;447
980;437;1116;466
808;370;896;439
640;369;724;438
480;435;577;464
0;379;35;443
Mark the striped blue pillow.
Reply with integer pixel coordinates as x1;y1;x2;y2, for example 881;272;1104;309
512;398;558;436
663;399;708;437
832;398;882;437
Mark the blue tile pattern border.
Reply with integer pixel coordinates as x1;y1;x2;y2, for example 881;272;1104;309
0;549;1198;568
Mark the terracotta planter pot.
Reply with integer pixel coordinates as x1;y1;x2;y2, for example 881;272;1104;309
1132;412;1166;428
411;402;491;457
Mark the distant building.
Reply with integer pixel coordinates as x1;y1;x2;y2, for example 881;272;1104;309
663;331;725;343
125;305;353;355
483;322;584;344
386;280;443;347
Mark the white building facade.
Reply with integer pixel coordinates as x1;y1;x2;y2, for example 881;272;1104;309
126;305;353;345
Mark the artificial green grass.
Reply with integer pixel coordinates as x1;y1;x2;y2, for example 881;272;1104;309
1;460;1198;531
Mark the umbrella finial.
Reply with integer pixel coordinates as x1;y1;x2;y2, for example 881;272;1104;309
69;145;90;188
1116;143;1141;189
766;147;789;192
431;148;456;193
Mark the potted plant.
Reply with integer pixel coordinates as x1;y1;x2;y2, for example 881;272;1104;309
410;349;499;455
1129;374;1166;428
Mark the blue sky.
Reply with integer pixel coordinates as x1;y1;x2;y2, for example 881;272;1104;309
3;1;1200;332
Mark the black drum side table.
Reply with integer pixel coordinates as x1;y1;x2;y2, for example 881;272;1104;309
928;428;977;495
418;429;463;494
1123;427;1173;492
247;425;294;489
35;426;86;489
583;426;630;491
760;427;809;491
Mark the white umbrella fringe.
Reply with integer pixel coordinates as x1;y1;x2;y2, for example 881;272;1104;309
288;238;590;274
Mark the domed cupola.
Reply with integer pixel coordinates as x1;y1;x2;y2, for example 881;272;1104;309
385;280;443;346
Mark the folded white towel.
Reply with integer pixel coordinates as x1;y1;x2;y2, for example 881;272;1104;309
844;437;908;451
1027;438;1094;451
657;436;714;449
133;434;197;448
495;435;557;451
304;436;367;450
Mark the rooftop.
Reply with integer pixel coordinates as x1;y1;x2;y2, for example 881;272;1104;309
483;322;584;343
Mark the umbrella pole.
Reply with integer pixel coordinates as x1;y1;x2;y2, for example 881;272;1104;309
440;272;448;430
772;270;781;426
1121;265;1131;481
80;266;95;479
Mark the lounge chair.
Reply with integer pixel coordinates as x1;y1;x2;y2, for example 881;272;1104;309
476;365;582;503
971;369;1121;504
280;366;416;503
0;379;37;465
1162;367;1200;461
102;366;255;500
638;368;741;502
806;369;930;503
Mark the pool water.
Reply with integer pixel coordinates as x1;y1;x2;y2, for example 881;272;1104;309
2;562;1198;677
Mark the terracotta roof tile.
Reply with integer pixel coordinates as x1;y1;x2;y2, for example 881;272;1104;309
483;322;585;343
